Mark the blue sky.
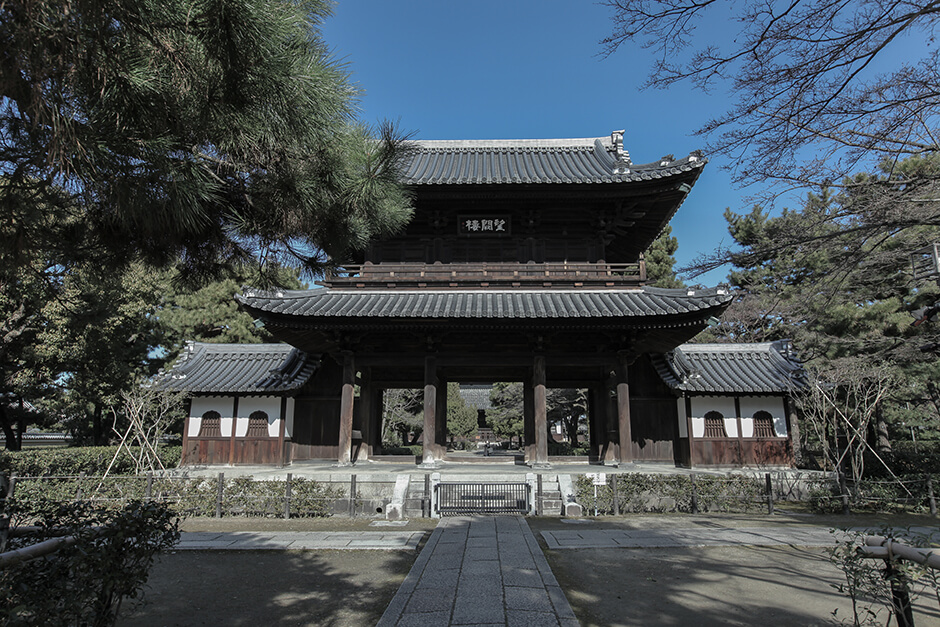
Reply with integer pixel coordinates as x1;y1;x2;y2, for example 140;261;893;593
320;1;755;286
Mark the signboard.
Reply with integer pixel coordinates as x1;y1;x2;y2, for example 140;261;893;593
458;216;510;236
586;472;607;486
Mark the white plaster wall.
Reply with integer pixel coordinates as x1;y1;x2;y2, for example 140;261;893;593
188;396;235;437
236;396;281;437
742;417;754;438
739;396;788;437
677;398;688;438
723;417;738;438
690;396;736;419
690;396;737;439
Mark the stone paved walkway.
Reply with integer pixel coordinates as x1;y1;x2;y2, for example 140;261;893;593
177;530;424;550
377;516;578;627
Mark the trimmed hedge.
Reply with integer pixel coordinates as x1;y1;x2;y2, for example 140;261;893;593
575;473;767;514
8;474;344;519
0;445;182;477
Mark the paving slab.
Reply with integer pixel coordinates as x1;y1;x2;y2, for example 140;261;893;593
540;525;852;549
377;516;575;627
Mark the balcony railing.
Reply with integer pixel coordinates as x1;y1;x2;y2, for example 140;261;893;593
321;261;646;289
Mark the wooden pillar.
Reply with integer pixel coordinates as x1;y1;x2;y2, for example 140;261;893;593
524;375;535;463
228;396;240;465
181;398;192;466
277;396;288;467
685;396;695;468
616;352;633;464
734;397;745;466
587;386;600;461
421;355;441;466
436;373;448;455
357;368;373;462
603;376;619;465
533;355;550;467
337;351;356;466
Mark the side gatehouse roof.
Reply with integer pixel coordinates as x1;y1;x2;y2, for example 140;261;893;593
156;342;318;395
651;340;806;394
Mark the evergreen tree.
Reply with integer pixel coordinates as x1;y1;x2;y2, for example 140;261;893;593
446;383;478;445
644;226;684;288
1;0;413;283
489;382;524;447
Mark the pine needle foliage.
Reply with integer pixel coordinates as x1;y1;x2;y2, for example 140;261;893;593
0;0;414;282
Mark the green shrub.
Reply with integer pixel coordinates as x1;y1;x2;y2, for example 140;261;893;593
574;473;766;514
0;445;182;477
8;474;343;519
381;445;422;456
1;500;179;626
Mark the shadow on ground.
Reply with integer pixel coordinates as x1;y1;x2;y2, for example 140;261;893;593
529;516;940;627
118;549;418;627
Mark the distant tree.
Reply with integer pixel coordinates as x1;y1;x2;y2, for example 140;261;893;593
603;2;940;287
644;226;684;288
34;262;165;445
381;388;423;447
547;388;587;446
706;163;940;457
1;0;413;284
489;382;524;447
602;0;939;194
446;383;478;445
156;265;305;354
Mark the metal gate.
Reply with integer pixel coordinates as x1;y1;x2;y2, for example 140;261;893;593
435;482;530;516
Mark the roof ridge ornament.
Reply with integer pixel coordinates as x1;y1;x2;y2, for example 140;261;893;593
611;130;631;174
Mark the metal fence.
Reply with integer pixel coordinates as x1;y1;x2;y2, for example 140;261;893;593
435;482;530;516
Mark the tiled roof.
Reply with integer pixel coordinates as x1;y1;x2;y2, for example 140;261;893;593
400;134;705;185
156;342;317;394
652;341;806;394
235;286;732;322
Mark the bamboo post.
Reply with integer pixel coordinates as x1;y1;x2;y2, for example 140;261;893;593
536;474;543;516
424;474;430;518
75;472;85;501
145;472;153;501
349;475;357;517
284;473;292;520
838;471;851;515
215;472;224;519
765;473;774;515
884;559;915;627
612;474;620;515
927;476;937;518
690;473;699;514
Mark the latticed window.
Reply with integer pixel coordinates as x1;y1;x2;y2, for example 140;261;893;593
752;411;776;438
703;411;726;438
247;411;269;437
198;411;221;437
